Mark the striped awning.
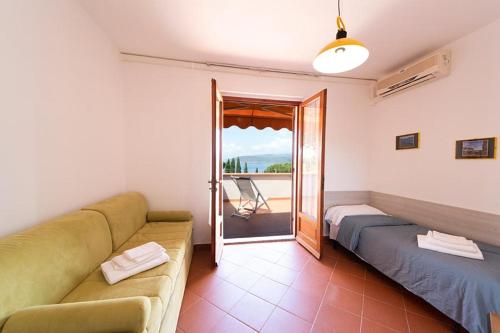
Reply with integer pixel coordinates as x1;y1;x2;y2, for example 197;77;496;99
224;100;294;131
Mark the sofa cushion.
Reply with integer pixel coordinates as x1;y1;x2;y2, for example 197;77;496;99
0;211;112;327
71;221;192;294
117;221;193;282
83;192;148;250
61;276;172;311
133;221;193;246
60;220;193;326
112;243;185;282
81;243;186;286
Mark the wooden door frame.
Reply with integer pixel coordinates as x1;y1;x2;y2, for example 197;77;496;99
295;89;327;259
214;90;327;256
291;106;298;237
220;95;299;241
222;95;301;107
210;79;224;265
210;79;217;264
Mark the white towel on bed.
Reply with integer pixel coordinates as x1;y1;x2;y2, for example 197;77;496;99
417;234;484;260
430;231;474;246
425;231;476;253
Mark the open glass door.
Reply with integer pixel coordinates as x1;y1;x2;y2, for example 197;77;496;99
295;90;327;259
210;79;224;265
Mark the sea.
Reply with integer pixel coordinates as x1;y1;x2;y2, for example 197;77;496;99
244;161;271;173
225;153;292;173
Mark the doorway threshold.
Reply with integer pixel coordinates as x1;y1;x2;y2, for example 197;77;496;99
224;234;295;245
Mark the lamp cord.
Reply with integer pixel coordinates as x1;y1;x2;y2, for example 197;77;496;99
336;0;345;31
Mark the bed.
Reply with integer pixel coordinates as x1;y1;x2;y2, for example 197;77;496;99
325;206;500;333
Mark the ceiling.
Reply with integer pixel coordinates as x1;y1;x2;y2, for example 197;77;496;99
79;0;500;79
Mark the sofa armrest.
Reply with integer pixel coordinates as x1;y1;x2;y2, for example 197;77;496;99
147;210;193;222
2;297;151;333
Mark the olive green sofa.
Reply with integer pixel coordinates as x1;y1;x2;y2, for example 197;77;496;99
0;192;193;333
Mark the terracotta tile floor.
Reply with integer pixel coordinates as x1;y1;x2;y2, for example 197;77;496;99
178;241;459;333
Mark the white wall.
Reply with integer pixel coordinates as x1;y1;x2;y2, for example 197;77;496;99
123;61;372;244
0;0;125;236
369;19;500;215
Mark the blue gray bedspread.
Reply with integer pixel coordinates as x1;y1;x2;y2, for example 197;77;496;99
336;215;500;333
336;215;413;251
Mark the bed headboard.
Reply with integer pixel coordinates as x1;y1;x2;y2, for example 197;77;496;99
370;191;500;247
322;191;370;236
323;191;370;208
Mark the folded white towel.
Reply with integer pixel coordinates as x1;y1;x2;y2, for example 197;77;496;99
425;231;477;253
124;242;164;262
430;231;473;246
417;235;484;260
111;248;166;270
101;252;170;285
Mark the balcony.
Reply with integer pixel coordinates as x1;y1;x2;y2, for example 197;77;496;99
223;173;292;239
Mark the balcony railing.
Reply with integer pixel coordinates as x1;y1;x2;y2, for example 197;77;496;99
222;173;292;201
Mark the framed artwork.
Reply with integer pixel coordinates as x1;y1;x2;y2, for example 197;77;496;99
396;133;419;150
456;137;496;159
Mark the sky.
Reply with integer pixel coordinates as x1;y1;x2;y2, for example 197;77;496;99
223;126;292;159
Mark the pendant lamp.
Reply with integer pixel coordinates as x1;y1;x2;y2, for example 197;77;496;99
313;1;369;74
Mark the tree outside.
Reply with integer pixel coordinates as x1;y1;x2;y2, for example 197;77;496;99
264;162;292;173
236;157;242;173
223;156;291;174
229;158;235;173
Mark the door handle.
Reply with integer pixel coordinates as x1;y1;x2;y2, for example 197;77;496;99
208;179;223;191
208;179;220;191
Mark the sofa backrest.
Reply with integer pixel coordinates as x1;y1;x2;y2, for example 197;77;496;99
82;192;148;250
0;210;112;327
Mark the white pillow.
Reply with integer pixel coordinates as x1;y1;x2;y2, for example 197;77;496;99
325;204;387;226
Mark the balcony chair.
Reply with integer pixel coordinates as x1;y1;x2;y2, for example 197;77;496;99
230;176;270;219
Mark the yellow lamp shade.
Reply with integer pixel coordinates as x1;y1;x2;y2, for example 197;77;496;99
313;37;369;74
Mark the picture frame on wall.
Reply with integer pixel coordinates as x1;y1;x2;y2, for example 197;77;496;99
455;137;496;159
396;133;419;150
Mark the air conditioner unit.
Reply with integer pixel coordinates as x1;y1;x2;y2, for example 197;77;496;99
375;50;451;100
